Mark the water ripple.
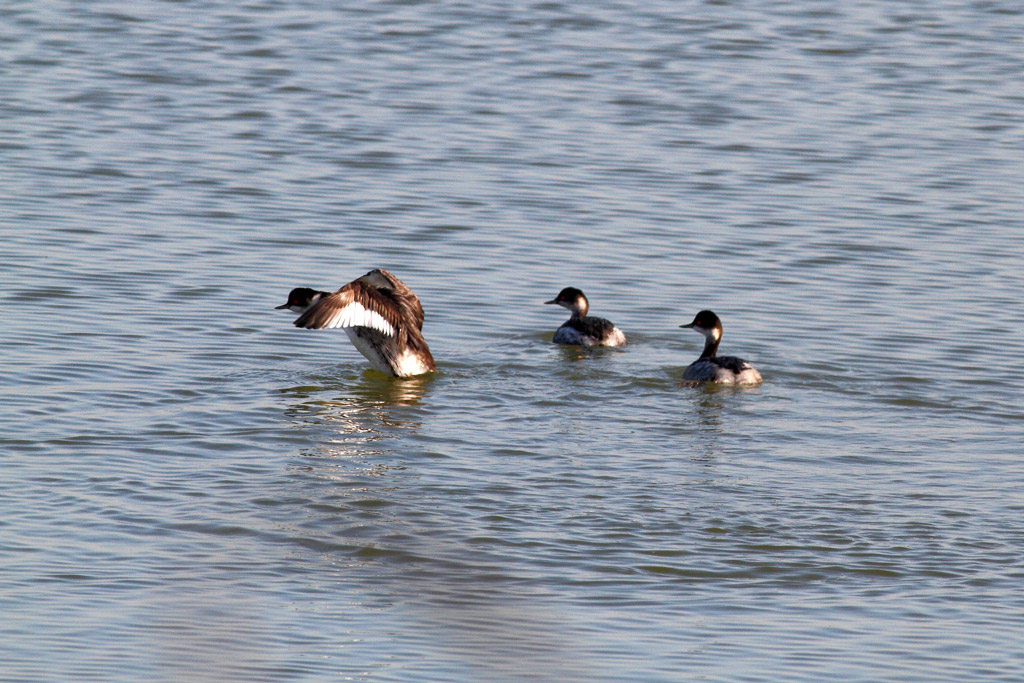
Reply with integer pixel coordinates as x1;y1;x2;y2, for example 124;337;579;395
3;0;1024;680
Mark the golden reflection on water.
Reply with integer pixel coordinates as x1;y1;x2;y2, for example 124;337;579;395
281;369;433;408
281;370;432;479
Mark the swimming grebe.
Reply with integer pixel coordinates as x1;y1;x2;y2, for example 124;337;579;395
680;310;762;385
276;269;436;378
545;287;626;347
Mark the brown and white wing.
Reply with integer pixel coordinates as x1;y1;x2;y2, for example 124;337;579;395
292;279;399;336
357;269;426;331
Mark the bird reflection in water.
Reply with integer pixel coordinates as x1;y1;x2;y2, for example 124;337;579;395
685;383;736;463
282;370;432;467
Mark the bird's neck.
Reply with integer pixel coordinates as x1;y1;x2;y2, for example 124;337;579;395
699;333;720;359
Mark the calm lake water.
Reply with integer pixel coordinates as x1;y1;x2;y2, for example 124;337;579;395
3;1;1024;680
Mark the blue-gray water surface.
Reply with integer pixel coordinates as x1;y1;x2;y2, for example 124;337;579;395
3;1;1024;680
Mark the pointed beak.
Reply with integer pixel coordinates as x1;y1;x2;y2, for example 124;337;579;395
275;303;290;310
679;322;694;328
544;299;557;305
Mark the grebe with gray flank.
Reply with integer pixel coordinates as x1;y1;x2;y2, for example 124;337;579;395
276;269;436;378
680;310;761;385
545;287;626;347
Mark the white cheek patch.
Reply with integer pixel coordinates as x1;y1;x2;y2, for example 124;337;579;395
322;302;396;336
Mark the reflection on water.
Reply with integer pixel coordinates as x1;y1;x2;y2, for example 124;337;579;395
280;374;428;491
691;391;725;462
282;371;429;430
282;371;430;465
281;370;433;410
277;369;588;680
